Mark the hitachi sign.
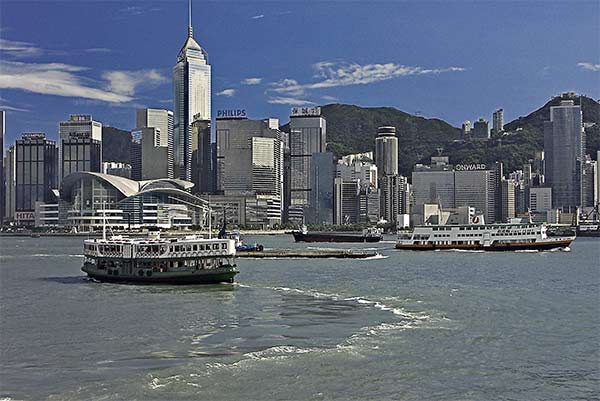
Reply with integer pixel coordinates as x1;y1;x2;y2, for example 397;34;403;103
455;163;487;171
216;109;247;119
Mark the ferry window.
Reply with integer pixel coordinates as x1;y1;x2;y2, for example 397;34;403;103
213;244;219;250
193;245;197;251
186;245;191;251
199;245;204;251
222;244;227;249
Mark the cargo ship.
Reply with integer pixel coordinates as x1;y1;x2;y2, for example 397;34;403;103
396;223;574;251
292;226;383;243
82;232;238;284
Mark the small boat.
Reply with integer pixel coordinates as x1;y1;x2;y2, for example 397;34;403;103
396;223;575;251
577;222;600;237
82;232;238;284
292;226;383;243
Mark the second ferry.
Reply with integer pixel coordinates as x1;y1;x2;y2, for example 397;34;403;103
396;223;575;251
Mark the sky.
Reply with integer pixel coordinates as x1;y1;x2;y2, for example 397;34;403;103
1;0;599;145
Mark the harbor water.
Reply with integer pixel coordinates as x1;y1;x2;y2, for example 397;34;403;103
0;235;598;400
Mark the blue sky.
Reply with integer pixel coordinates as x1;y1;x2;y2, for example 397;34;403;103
1;0;599;145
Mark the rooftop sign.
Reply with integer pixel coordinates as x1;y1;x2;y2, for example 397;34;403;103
290;106;321;117
216;109;247;120
455;163;487;171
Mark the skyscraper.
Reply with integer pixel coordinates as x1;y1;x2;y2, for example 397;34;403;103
492;108;504;134
288;107;326;222
173;0;211;181
14;133;58;225
472;118;490;140
544;99;585;209
190;118;212;194
374;126;398;177
58;114;102;183
131;127;170;180
136;108;174;178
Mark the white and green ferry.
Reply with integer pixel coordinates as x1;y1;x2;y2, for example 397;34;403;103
82;232;238;284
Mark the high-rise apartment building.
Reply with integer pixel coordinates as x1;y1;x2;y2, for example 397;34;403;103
333;178;360;225
461;120;471;138
581;155;598;207
500;179;516;222
492;108;504;134
173;8;211;181
14;133;58;225
288;107;326;222
472;118;490;140
136;108;174;178
544;99;585;209
375;126;398;177
380;174;410;223
529;187;552;213
58;114;102;182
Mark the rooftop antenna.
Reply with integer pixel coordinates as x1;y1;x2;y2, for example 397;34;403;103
188;0;193;37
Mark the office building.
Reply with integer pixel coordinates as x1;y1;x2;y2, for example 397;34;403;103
543;99;585;208
308;152;334;225
131;127;170;180
375;126;398;177
173;9;211;181
336;158;377;189
14;133;58;225
412;158;496;223
492;108;504;134
358;186;380;223
190;118;212;193
136;108;174;178
581;155;598;207
333;178;359;225
0;111;4;223
58;114;102;183
288;107;326;222
472;118;490;140
529;187;552;213
216;117;284;224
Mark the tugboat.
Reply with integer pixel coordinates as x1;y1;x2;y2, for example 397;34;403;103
396;222;575;251
82;231;238;284
292;225;383;243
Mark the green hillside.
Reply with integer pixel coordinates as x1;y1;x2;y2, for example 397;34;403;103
281;95;599;177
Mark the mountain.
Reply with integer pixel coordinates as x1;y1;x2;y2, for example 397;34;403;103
102;126;131;163
281;95;600;177
281;104;461;176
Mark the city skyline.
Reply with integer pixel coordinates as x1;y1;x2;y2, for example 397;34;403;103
1;0;599;143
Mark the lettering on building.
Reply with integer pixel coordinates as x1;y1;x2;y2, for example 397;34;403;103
455;163;487;171
216;109;247;119
290;107;321;117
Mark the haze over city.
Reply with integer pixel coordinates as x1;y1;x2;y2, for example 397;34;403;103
1;0;599;142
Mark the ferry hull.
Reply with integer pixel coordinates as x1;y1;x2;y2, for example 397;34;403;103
293;232;381;243
82;266;238;285
395;238;574;251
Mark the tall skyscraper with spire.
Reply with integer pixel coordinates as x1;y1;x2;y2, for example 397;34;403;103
173;0;211;181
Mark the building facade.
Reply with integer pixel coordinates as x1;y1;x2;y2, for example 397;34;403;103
131;127;170;180
136;108;174;178
544;99;585;209
58;115;102;183
288;107;326;223
308;152;334;225
472;118;490;140
492;108;504;134
173;19;211;181
190;118;212;194
374;126;398;177
333;178;359;225
14;134;58;225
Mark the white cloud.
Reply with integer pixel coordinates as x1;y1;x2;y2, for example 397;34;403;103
103;69;166;96
0;61;165;103
216;89;236;97
321;95;338;102
0;104;30;112
270;61;466;96
0;38;44;58
241;77;262;85
251;14;265;19
267;96;315;106
577;62;600;72
85;47;112;53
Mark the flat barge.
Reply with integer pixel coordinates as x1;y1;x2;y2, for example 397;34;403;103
292;227;383;243
237;248;378;259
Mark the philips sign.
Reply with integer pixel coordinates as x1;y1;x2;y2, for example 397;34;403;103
455;163;487;171
216;109;247;119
